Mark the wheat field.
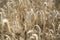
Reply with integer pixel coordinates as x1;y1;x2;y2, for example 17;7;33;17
0;0;60;40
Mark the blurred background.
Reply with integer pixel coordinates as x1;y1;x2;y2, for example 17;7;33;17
0;0;60;40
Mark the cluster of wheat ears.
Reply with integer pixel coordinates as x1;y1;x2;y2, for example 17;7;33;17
0;0;60;40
